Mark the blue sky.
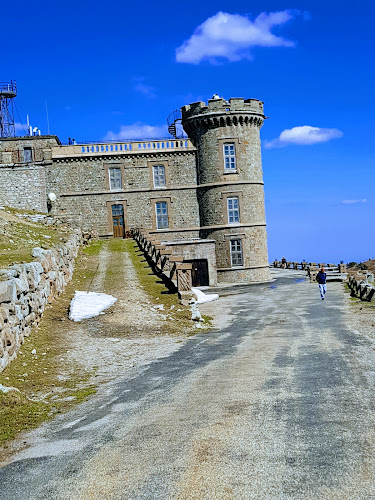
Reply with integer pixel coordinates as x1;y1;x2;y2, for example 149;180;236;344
4;0;375;263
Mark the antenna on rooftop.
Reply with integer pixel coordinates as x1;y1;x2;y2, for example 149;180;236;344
0;80;17;137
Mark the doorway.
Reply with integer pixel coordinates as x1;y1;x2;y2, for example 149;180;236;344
112;204;125;238
186;259;209;287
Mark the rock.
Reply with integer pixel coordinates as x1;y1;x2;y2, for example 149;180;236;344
0;280;17;303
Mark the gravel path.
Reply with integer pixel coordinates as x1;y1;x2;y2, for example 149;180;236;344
2;275;375;499
61;241;186;386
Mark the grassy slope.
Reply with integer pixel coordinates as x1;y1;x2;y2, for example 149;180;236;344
0;207;67;268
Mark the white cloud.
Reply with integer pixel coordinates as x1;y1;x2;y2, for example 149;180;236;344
133;77;156;98
264;125;343;149
104;122;168;141
176;10;301;64
341;199;367;205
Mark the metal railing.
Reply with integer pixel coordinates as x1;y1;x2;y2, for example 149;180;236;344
0;81;17;95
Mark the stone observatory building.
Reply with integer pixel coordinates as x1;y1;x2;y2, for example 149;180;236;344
0;95;271;285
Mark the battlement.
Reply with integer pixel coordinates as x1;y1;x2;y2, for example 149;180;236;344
181;97;264;121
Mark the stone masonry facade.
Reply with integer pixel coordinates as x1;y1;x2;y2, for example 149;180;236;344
0;96;271;284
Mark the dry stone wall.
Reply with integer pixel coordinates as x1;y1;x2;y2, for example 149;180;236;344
0;232;81;372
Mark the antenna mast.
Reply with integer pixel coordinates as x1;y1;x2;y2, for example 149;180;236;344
0;81;17;137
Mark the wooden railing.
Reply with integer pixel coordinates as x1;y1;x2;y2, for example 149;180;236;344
272;260;346;272
133;228;193;304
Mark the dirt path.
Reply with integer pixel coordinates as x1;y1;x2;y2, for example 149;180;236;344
0;239;194;464
64;240;186;385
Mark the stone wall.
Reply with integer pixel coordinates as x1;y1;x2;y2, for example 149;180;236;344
0;135;60;164
0;164;47;212
0;232;81;372
163;239;217;286
47;150;201;237
0;136;60;213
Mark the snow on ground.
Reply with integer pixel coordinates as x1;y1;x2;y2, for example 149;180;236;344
69;291;117;322
192;287;219;304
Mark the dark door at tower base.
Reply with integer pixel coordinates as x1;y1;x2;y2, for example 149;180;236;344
186;259;209;287
112;204;125;238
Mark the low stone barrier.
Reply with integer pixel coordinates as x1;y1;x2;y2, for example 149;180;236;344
347;274;375;302
272;260;347;283
272;260;346;272
133;228;194;304
0;232;82;372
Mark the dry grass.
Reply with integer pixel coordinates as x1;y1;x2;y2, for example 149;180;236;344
0;242;100;450
0;207;68;268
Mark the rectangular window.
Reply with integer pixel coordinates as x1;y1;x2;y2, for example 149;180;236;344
227;196;240;224
109;167;122;190
23;147;32;163
153;165;166;188
155;201;169;229
223;143;236;171
230;239;243;266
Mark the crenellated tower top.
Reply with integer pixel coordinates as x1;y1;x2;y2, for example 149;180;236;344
181;97;265;136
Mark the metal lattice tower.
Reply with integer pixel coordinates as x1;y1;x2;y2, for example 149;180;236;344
0;81;17;138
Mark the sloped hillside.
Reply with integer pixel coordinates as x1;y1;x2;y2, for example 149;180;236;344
0;207;69;268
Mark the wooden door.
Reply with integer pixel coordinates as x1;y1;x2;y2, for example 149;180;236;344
112;204;125;238
187;259;209;287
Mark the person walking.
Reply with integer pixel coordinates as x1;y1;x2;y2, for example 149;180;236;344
316;267;327;300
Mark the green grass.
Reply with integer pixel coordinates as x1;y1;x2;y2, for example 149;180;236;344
82;239;103;256
126;240;188;310
0;240;101;450
0;208;67;267
0;392;51;444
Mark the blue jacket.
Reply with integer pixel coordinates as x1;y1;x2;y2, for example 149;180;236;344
316;271;327;284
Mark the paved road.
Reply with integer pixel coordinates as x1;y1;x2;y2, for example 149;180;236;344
1;276;375;499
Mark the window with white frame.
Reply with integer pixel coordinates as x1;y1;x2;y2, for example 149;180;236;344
227;196;240;224
223;142;236;171
109;167;122;190
153;165;166;188
155;201;169;229
230;239;243;266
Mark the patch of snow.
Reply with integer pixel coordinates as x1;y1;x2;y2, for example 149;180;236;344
69;291;117;322
191;300;203;322
0;383;20;394
192;287;219;304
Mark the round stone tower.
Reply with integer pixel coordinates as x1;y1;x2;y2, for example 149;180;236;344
181;96;271;283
